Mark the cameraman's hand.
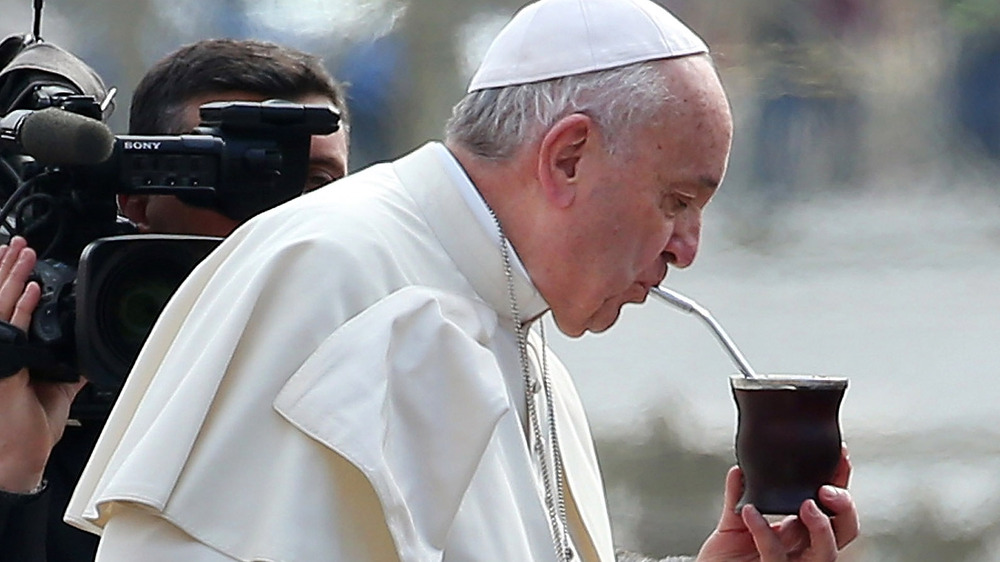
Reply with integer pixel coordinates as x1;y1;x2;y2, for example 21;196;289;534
0;236;86;492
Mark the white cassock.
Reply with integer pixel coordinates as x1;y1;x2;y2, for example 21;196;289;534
65;143;616;562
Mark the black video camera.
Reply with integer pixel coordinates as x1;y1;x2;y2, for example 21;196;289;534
0;31;339;419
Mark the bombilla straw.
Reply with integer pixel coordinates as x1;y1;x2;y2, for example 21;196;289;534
650;286;759;379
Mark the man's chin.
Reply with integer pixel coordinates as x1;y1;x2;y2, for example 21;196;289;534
551;299;628;337
588;294;655;334
549;314;592;338
584;306;626;335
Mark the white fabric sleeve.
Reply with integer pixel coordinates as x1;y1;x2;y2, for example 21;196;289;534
96;505;237;562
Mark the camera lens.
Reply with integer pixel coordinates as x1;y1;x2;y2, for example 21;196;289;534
100;260;187;353
75;235;221;389
113;279;176;345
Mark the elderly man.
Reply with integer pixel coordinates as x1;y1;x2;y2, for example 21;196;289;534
67;1;858;561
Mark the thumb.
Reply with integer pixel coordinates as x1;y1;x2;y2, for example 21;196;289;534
716;465;748;531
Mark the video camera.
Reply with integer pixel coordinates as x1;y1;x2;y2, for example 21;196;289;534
0;8;340;419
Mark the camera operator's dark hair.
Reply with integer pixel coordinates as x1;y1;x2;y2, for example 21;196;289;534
129;38;349;136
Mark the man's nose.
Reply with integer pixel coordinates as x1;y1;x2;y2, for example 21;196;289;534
665;211;701;268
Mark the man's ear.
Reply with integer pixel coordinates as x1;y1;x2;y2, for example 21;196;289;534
537;113;592;208
117;194;153;233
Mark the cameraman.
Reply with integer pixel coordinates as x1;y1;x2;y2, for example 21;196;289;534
0;38;350;561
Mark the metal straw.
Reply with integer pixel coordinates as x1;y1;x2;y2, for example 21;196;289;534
650;286;759;379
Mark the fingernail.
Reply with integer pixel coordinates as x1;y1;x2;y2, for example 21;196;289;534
820;485;841;499
744;504;765;523
805;499;822;517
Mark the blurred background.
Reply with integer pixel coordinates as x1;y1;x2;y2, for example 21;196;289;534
3;0;1000;559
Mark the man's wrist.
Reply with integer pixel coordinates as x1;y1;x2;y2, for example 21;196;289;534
0;478;49;553
0;479;47;505
0;463;47;495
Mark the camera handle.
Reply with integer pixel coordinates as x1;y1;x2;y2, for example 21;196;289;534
0;318;74;380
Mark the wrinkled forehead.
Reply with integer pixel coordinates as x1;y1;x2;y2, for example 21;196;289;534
659;56;729;113
655;56;733;146
638;58;733;184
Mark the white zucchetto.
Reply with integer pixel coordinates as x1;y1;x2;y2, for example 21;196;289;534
469;0;709;92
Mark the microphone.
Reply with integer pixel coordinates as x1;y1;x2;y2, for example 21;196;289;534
0;107;115;165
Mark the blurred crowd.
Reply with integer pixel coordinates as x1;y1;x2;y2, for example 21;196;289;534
3;0;999;190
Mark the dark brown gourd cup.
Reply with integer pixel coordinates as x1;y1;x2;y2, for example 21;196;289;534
730;374;848;515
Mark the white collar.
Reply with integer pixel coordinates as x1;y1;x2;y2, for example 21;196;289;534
429;143;532;282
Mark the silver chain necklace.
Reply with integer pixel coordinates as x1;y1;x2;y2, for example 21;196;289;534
491;210;573;562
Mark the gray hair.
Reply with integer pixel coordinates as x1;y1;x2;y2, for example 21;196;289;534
444;60;672;161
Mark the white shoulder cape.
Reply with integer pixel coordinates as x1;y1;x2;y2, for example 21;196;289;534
66;143;615;562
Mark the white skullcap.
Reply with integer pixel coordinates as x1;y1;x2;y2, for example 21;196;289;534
468;0;709;92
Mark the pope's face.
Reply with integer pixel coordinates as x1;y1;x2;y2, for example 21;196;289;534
544;57;733;337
